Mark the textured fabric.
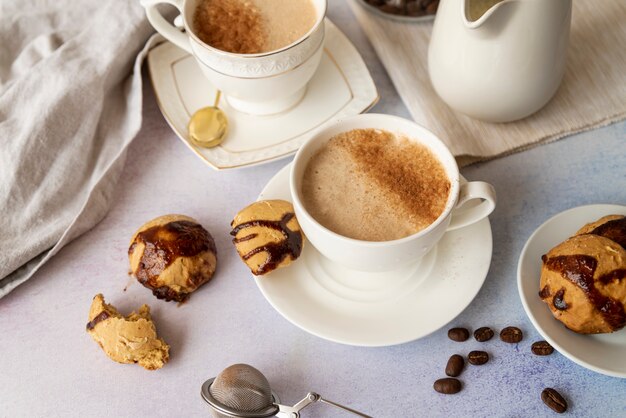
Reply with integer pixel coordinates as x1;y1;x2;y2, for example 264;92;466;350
349;0;626;166
0;0;155;297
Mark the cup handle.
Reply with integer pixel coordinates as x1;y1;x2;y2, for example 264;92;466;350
446;181;496;231
141;0;192;53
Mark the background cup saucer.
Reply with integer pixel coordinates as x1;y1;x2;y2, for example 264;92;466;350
517;204;626;378
147;19;378;170
254;163;493;346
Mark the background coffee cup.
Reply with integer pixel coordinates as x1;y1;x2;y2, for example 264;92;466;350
290;114;496;272
141;0;327;115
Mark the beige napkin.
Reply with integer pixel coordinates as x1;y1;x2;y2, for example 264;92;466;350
0;1;156;298
349;1;626;166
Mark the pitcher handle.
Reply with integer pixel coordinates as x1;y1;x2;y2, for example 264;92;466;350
141;0;192;53
447;181;496;231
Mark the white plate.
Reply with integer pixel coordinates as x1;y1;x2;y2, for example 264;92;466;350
255;164;493;347
517;204;626;378
146;19;378;170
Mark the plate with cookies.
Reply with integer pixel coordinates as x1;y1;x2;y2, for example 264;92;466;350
518;204;626;378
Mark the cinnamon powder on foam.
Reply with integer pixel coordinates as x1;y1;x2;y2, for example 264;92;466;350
335;129;451;228
192;0;317;54
193;0;265;54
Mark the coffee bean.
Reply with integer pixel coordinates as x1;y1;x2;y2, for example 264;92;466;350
425;0;439;14
468;350;489;365
531;341;554;356
500;326;523;343
445;354;465;377
473;327;494;342
433;378;462;394
541;388;567;413
406;2;425;17
448;327;470;342
363;0;439;17
379;4;403;14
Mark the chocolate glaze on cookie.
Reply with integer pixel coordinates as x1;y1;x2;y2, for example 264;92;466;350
552;288;568;311
540;215;626;334
543;254;626;331
86;311;111;331
231;213;302;275
588;217;626;249
129;219;217;302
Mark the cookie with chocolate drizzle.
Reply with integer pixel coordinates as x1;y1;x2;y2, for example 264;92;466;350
231;200;304;275
129;214;217;302
539;215;626;334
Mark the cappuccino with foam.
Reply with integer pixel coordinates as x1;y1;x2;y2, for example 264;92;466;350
301;128;451;242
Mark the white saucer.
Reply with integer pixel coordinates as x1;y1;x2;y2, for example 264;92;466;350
146;19;378;170
517;204;626;378
255;164;493;347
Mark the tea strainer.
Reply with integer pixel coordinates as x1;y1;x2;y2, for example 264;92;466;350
201;364;372;418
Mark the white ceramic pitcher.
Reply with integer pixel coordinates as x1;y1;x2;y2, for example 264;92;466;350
428;0;572;123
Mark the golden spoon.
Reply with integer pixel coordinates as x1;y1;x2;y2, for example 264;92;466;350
188;91;228;148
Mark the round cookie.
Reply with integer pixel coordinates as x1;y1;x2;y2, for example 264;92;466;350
539;216;626;334
129;214;217;302
575;214;626;248
230;200;304;275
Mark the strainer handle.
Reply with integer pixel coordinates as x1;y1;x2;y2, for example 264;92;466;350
317;395;372;418
276;392;372;418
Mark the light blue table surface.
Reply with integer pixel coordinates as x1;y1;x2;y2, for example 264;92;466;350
1;2;625;417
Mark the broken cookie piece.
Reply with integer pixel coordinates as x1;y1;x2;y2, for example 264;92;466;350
86;294;169;370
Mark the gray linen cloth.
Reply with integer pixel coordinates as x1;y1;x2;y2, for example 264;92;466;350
0;0;156;297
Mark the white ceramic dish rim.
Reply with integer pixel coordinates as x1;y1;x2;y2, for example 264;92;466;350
517;203;626;378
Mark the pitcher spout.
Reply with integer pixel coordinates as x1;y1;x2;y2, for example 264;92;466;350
463;0;516;29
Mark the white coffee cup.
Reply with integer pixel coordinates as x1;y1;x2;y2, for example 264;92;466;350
141;0;327;115
290;114;496;272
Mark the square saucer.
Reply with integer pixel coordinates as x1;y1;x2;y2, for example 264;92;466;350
147;19;378;170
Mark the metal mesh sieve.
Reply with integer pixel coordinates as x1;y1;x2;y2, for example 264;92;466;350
208;364;274;418
201;363;370;418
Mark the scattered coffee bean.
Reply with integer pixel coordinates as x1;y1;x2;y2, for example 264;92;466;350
445;354;465;377
433;378;462;394
541;388;567;413
448;327;470;342
473;327;494;342
500;326;523;343
531;341;554;356
468;350;489;365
